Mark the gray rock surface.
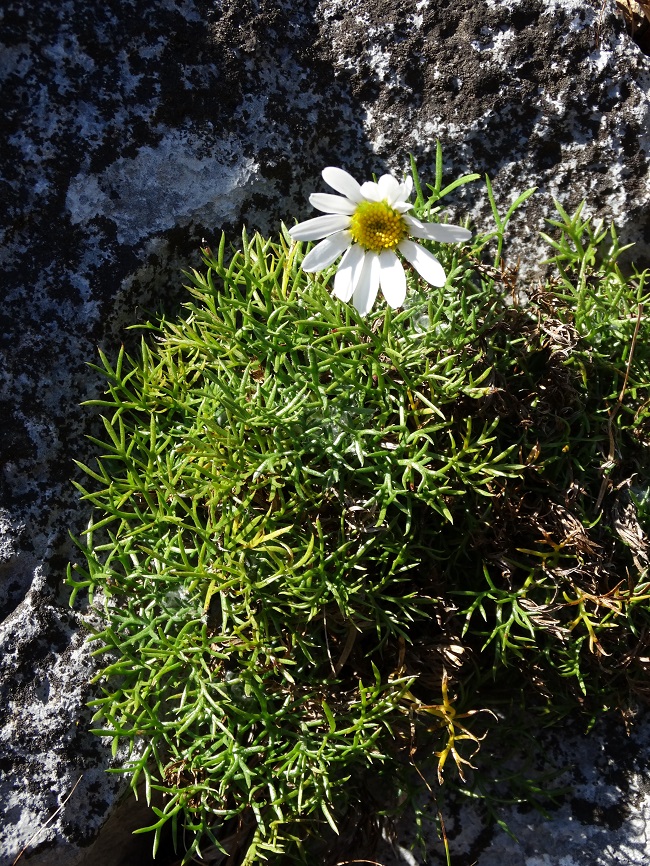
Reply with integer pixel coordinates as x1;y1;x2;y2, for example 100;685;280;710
377;712;650;865
0;0;648;863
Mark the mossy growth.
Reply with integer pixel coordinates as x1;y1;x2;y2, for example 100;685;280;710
68;160;650;865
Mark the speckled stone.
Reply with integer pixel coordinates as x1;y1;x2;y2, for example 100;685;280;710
376;711;650;865
0;0;648;863
315;0;650;269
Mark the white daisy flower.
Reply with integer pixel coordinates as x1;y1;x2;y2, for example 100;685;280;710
289;167;471;316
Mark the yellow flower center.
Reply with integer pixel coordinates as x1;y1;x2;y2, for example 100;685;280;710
349;201;407;253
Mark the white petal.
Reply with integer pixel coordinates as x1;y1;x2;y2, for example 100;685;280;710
377;174;401;204
352;252;381;316
408;222;472;243
289;214;352;241
302;231;352;272
399;176;413;200
398;239;447;287
378;250;407;309
403;214;425;230
393;200;414;213
333;243;365;303
359;180;382;202
309;193;357;215
322;167;364;203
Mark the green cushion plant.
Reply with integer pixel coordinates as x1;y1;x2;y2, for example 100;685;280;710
68;151;650;865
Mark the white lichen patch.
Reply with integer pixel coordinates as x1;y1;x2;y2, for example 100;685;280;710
469;26;517;66
541;0;599;24
484;0;525;8
66;129;258;245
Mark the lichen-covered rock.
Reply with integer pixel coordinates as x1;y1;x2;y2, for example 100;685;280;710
377;711;650;866
313;0;650;269
0;0;648;863
0;571;129;865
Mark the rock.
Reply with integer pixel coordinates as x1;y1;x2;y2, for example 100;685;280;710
0;0;648;863
376;710;650;865
313;0;650;271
